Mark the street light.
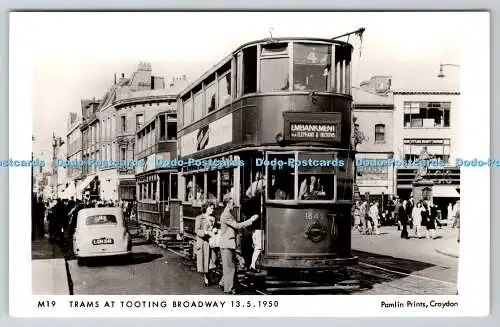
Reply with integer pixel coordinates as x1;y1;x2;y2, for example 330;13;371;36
437;63;460;78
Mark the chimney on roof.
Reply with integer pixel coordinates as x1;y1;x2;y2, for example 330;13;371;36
114;73;117;85
121;73;125;78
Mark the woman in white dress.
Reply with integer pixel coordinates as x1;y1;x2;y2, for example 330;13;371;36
412;201;423;238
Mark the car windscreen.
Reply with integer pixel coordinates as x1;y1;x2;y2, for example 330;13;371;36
85;214;118;225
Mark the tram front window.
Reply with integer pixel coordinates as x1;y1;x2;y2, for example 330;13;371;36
297;152;336;201
267;153;295;201
293;44;330;91
260;58;289;92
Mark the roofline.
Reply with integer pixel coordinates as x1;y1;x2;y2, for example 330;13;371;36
96;94;178;113
179;37;353;98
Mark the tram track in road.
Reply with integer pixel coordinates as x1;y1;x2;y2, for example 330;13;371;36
161;242;456;295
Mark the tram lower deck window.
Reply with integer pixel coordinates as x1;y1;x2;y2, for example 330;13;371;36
266;153;295;200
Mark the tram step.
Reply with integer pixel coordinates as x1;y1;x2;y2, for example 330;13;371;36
265;280;314;286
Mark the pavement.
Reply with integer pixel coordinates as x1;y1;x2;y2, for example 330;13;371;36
31;235;71;295
351;225;459;267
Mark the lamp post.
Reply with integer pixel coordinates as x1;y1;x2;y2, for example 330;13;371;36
437;63;460;78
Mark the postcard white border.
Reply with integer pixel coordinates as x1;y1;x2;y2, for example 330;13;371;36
9;12;490;317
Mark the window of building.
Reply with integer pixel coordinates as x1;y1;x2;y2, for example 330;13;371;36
193;91;204;121
297;152;335;201
403;102;451;128
205;82;217;113
121;116;126;133
120;147;126;161
266;153;295;201
136;114;144;130
260;57;289;92
293;43;330;91
375;124;385;143
218;73;231;108
183;98;193;126
403;138;451;164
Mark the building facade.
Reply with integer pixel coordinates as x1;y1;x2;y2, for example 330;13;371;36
353;76;395;205
64;112;82;199
87;62;188;202
393;90;460;217
79;98;101;200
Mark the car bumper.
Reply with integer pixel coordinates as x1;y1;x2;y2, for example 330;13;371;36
76;250;131;258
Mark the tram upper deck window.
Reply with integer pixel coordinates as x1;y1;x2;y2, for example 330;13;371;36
242;46;257;94
218;73;231;107
333;45;352;95
266;153;295;201
259;43;289;92
297;152;336;201
159;114;166;140
193;91;204;121
293;43;331;92
183;99;193;126
205;82;216;114
167;117;176;140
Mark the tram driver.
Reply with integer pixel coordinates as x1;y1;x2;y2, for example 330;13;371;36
299;175;326;199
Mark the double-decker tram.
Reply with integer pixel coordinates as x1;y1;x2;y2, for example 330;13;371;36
177;37;358;278
135;109;181;243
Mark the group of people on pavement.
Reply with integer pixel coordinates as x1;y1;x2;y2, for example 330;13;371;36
194;172;264;295
31;195;137;242
394;196;439;239
352;201;382;235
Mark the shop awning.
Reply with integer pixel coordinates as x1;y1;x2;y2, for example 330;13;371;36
77;175;95;194
433;185;460;198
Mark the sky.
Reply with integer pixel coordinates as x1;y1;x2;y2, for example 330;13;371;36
12;12;463;157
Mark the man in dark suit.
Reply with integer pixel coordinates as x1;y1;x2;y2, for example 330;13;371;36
399;200;410;239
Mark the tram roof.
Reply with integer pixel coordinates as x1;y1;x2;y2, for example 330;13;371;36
179;37;353;98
